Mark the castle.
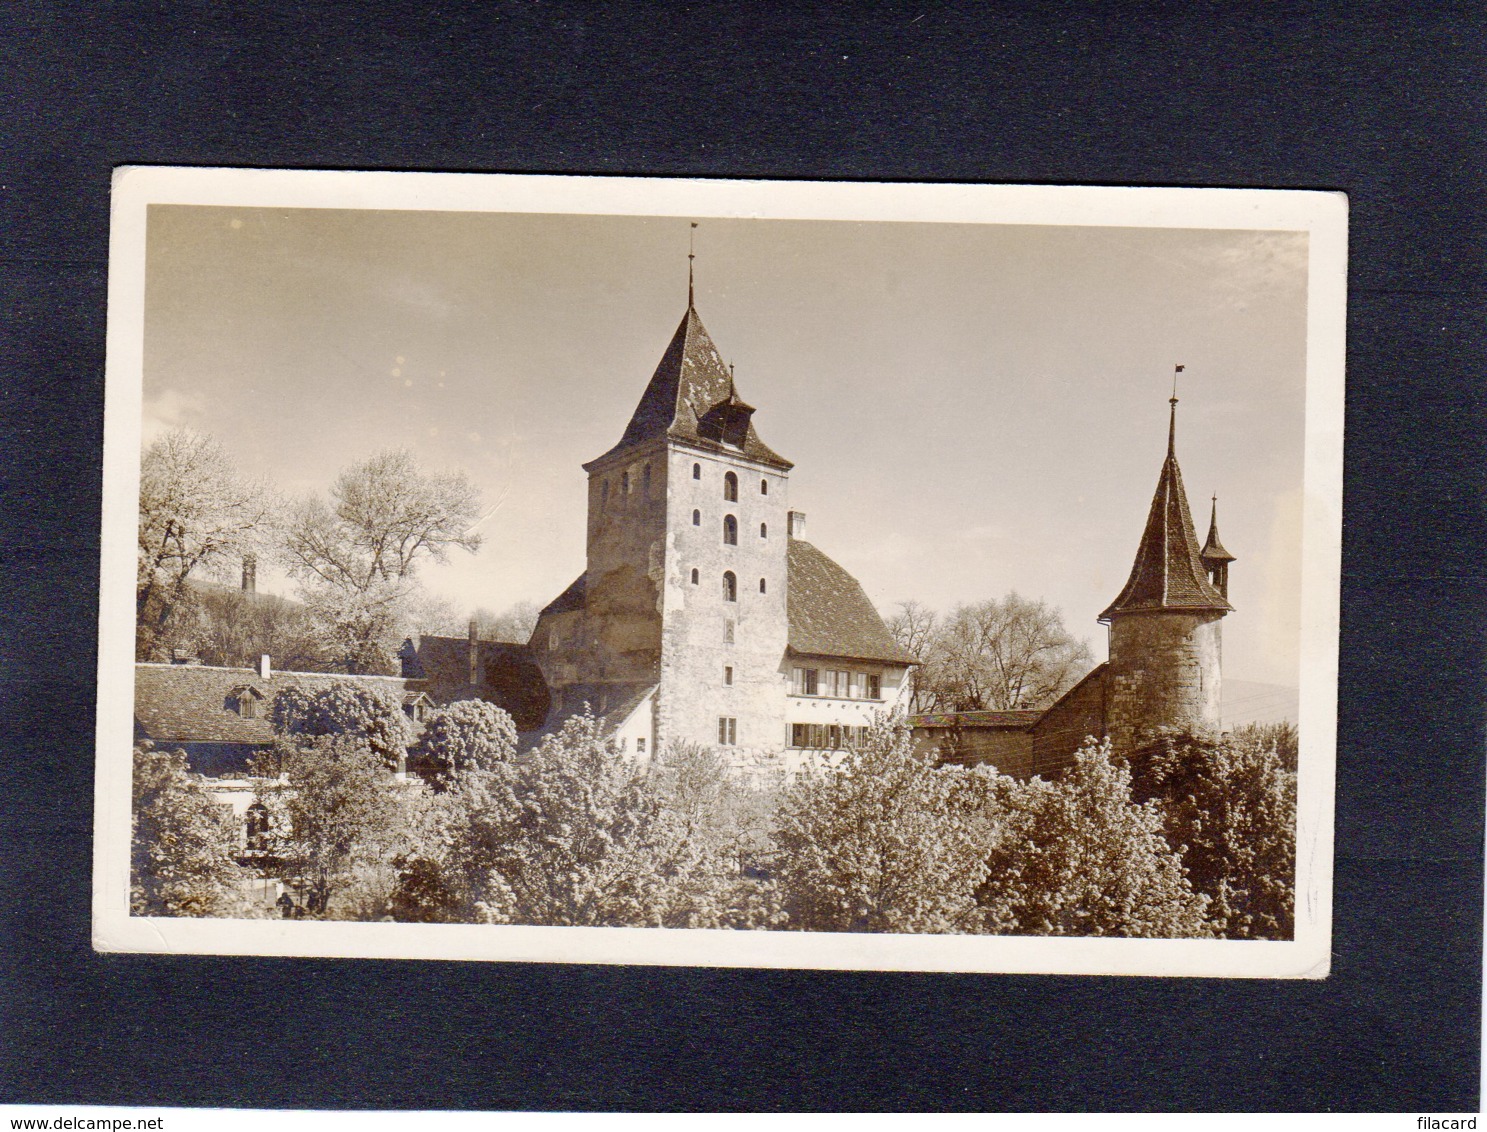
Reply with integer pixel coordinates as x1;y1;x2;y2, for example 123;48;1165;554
137;266;1237;788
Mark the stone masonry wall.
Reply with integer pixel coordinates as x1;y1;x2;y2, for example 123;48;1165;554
656;445;790;757
1106;611;1223;753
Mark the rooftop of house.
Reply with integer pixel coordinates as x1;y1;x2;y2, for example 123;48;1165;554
908;709;1047;730
786;539;918;666
133;662;417;745
584;303;792;471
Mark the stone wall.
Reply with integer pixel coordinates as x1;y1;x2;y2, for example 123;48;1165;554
656;445;791;754
1031;664;1108;776
1105;611;1223;753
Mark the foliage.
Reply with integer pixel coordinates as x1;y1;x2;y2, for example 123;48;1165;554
131;743;261;918
1233;720;1299;774
136;430;275;660
1127;729;1297;940
887;594;1093;713
411;699;519;781
281;449;482;674
974;740;1211;938
251;735;414;919
267;681;413;771
772;720;993;934
468;600;541;645
463;714;700;927
193;586;327;672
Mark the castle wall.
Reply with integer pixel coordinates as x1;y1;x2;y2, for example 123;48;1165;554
1031;665;1108;776
1106;612;1222;752
656;446;790;761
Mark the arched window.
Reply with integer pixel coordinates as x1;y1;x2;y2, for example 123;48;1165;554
690;568;699;584
760;522;768;539
692;509;701;526
759;577;767;594
246;802;270;853
692;463;701;480
761;479;769;495
642;463;652;497
723;515;738;545
723;571;737;601
723;471;738;501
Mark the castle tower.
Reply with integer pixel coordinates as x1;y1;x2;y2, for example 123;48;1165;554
535;258;794;756
1098;393;1233;752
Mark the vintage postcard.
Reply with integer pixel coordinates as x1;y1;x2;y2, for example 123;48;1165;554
95;169;1344;976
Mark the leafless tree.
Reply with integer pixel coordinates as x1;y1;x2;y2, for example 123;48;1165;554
281;449;482;673
136;429;275;660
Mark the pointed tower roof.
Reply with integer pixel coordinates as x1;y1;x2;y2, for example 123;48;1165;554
1201;495;1236;565
1099;398;1232;622
585;304;793;471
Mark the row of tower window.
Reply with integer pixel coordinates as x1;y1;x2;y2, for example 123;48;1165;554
600;465;771;506
691;569;766;599
696;512;767;542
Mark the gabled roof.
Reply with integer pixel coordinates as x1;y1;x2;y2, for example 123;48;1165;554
585;305;792;471
519;683;657;750
908;709;1045;730
1200;496;1236;564
1100;402;1232;622
787;539;917;666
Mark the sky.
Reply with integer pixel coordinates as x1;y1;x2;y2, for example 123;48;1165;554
142;205;1309;687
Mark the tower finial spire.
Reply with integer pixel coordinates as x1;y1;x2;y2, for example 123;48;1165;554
1169;364;1185;456
688;222;698;308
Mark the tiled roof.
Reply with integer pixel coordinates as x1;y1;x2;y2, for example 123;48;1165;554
520;683;657;749
787;539;917;665
1200;497;1236;563
133;663;416;746
908;710;1045;730
585;306;792;471
1100;403;1233;621
540;573;586;617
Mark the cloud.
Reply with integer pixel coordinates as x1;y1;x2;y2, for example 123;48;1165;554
141;387;207;443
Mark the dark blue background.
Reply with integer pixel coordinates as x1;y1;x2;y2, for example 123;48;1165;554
2;1;1482;1111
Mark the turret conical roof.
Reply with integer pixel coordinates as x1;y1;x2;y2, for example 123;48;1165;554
585;305;792;470
1099;399;1233;622
1201;496;1236;564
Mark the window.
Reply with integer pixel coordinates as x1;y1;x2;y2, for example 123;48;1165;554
724;621;735;643
759;577;767;594
792;666;819;695
849;672;863;699
761;478;769;495
722;571;737;601
245;803;270;853
723;471;738;501
642;463;652;498
601;479;609;506
723;514;738;544
723;665;733;686
617;737;628;751
621;470;630;494
240;696;257;719
760;522;768;539
693;462;701;480
690;568;699;584
868;673;882;700
692;509;701;526
791;722;809;748
718;717;737;745
636;737;647;756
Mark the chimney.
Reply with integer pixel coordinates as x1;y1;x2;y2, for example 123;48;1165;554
258;654;272;680
241;554;257;594
468;619;479;687
787;511;807;538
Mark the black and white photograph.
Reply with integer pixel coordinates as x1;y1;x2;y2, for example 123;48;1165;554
95;170;1344;976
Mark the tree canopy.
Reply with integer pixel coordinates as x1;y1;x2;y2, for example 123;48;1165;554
888;594;1093;713
268;681;413;770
